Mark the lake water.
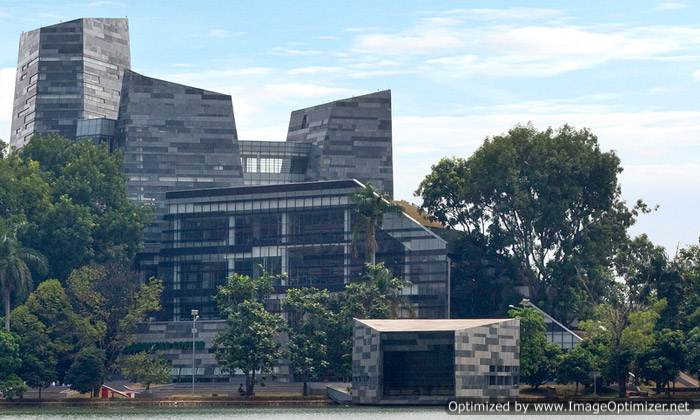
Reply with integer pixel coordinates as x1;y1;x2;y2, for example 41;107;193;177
0;406;698;420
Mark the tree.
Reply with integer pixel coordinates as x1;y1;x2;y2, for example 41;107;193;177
19;134;149;280
351;184;402;264
120;352;170;391
10;306;57;400
66;263;163;373
0;329;21;379
213;272;284;395
283;288;332;388
639;329;686;396
65;346;106;397
0;374;27;400
507;307;562;388
342;263;409;319
687;327;700;380
21;279;99;383
676;240;700;332
448;231;521;318
615;234;691;331
578;292;665;397
213;301;284;395
416;124;644;322
0;222;47;330
322;263;410;380
557;346;595;394
0;329;26;400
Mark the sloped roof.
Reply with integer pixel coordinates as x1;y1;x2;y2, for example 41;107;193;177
355;318;513;332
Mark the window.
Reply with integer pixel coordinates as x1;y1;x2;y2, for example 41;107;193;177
258;158;282;173
180;215;228;244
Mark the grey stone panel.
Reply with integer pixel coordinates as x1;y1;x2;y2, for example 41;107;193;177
286;90;394;197
10;18;130;149
116;69;244;252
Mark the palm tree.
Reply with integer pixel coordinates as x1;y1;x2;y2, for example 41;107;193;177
350;184;402;265
0;223;47;330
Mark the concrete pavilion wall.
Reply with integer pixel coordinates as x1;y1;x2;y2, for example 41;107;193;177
454;319;520;400
352;319;520;404
352;322;383;403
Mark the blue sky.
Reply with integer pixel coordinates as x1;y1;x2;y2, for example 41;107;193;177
0;0;698;252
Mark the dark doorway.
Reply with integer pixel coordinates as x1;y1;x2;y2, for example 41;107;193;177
382;332;455;397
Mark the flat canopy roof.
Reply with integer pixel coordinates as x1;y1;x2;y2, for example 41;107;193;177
355;319;513;332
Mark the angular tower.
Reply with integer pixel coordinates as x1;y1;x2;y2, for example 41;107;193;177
10;18;130;148
286;90;393;196
116;69;244;263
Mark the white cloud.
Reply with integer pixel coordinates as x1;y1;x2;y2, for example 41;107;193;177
261;83;352;99
156;67;272;86
392;108;700;186
207;29;232;38
352;20;700;77
84;0;125;7
656;1;688;11
354;28;462;54
269;48;324;56
442;7;564;21
694;69;700;79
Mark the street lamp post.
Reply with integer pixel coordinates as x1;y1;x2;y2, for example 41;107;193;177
191;309;199;395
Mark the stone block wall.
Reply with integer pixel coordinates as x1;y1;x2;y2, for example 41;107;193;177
454;319;520;400
352;322;382;404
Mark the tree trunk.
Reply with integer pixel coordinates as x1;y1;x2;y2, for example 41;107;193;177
367;222;376;265
3;287;11;330
575;382;579;395
617;369;626;398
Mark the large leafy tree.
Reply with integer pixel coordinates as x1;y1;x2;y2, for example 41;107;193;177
66;263;163;373
416;124;644;321
615;234;690;331
213;272;284;395
327;263;409;380
578;290;665;397
0;329;26;400
0;329;21;379
20;279;99;383
282;287;332;386
0;223;47;330
351;184;402;264
507;307;562;388
687;327;700;380
19;134;149;279
639;329;686;396
120;351;170;391
557;344;596;394
65;346;106;397
676;240;700;331
448;231;521;318
10;306;57;400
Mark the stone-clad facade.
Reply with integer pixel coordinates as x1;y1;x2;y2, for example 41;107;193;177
286;90;394;196
133;320;291;382
10;18;130;149
454;319;520;400
352;319;520;404
116;69;244;256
